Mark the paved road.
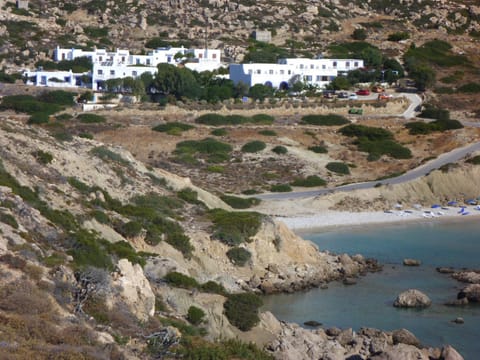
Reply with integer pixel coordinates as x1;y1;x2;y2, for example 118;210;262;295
256;93;479;201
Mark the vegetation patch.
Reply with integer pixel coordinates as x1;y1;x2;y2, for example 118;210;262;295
326;162;350;175
187;306;205;325
301;114;350;126
152;122;194;135
32;150;53;165
258;129;277;136
308;145;328;154
407;105;463;134
89;146;130;165
270;184;292;192
291;175;327;187
209;209;263;246
76;113;106;123
224;293;263;331
175;138;232;163
210;128;228;136
164;271;200;289
467;156;480;165
404;40;470;68
272;145;288;155
457;82;480;93
220;195;260;209
177;188;204;205
241;140;266;153
226;247;252;266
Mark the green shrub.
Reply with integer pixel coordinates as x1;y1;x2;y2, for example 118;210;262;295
291;175;327;187
302;114;350;126
357;139;412;159
387;32;410;41
405;119;463;135
68;177;91;194
272;145;287;155
404;39;470;67
211;128;228;136
308;145;328;154
166;232;194;259
457;82;480;93
28;112;50;124
340;124;393;141
175;138;232;163
38;90;76;106
164;271;199;289
0;95;62;115
0;212;18;229
207;165;225;173
120;221;143;238
177;188;203;205
195;113;274;126
200;281;227;295
270;184;292;192
180;339;274;360
418;105;450;121
220;195;260;209
251;114;275;124
326;162;350;175
107;240;146;267
187;306;205;325
209;209;263;245
90;146;129;165
90;210;110;224
152;122;194;133
241;141;266;153
32;150;53;164
258;129;277;136
467;155;480;165
79;132;94;139
56;113;74;121
226;247;252;266
77;113;106;123
224;293;263;331
68;229;114;270
242;189;260;195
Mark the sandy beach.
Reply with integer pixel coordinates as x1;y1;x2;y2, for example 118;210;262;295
275;205;480;232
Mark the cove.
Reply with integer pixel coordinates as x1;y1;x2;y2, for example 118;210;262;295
262;219;480;358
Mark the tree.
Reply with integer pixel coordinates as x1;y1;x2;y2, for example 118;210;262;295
409;63;436;91
360;47;383;67
248;84;274;102
152;63;202;100
352;28;367;41
328;76;351;90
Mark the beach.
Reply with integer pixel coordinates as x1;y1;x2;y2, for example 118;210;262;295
275;205;480;232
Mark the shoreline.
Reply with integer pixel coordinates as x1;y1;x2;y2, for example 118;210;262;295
276;205;480;234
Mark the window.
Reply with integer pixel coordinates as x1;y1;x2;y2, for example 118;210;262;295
121;56;125;62
167;56;171;62
256;69;261;74
110;70;115;76
269;69;274;75
40;76;47;85
288;70;291;75
305;75;312;82
346;61;350;67
354;61;359;67
310;64;314;69
316;75;321;81
98;69;103;75
333;61;337;68
136;58;140;65
280;70;284;75
146;59;151;65
99;56;103;62
322;76;328;81
300;64;304;69
199;53;203;58
248;69;253;75
132;71;137;77
322;64;326;69
212;53;217;59
62;53;66;60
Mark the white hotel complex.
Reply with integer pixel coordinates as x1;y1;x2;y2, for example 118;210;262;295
229;58;364;89
24;46;223;90
23;45;364;92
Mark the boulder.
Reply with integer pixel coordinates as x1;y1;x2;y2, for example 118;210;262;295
392;328;421;347
441;345;464;360
452;271;480;284
403;258;421;266
457;284;480;302
304;320;322;327
452;317;464;324
393;289;431;308
112;259;155;321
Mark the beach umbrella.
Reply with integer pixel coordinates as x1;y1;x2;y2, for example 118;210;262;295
466;199;477;205
447;201;457;206
431;204;441;208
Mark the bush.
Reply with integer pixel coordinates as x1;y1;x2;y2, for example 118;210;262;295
357;139;412;159
90;146;129;165
56;113;74;121
301;114;350;126
272;145;288;155
195;113;274;126
457;82;480;93
164;272;199;289
209;209;263;245
175;138;232;163
291;175;327;187
326;162;350;175
405;119;463;135
90;210;110;224
467;155;480;165
177;188;203;205
211;128;228;136
180;339;274;360
418;105;450;121
0;212;18;229
120;221;143;238
0;95;62;115
224;293;263;331
152;122;194;134
38;90;76;106
207;165;225;173
241;141;266;153
165;232;194;259
270;184;292;192
387;32;410;41
107;240;146;267
187;306;205;325
68;229;114;270
340;124;393;141
226;247;252;266
308;145;328;154
220;195;260;209
32;150;53;164
258;129;277;136
28;112;50;124
200;281;227;295
76;113;106;123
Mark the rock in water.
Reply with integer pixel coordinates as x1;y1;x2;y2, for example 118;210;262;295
441;345;465;360
304;320;322;327
393;289;432;308
403;258;421;266
457;284;480;302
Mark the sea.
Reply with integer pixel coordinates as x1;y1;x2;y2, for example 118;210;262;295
262;219;480;358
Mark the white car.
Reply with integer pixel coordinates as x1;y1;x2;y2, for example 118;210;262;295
348;93;358;100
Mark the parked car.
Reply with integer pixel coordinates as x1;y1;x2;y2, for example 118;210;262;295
348;93;358;100
337;91;349;98
378;93;393;100
356;89;370;96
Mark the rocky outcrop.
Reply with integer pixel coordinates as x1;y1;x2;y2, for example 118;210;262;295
403;258;421;266
441;345;465;360
393;289;432;308
457;284;480;303
110;259;155;322
452;271;480;284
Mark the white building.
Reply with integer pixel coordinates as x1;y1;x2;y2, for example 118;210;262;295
229;58;364;90
23;69;86;88
27;46;224;90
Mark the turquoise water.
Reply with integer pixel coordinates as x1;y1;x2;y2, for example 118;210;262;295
262;220;480;358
